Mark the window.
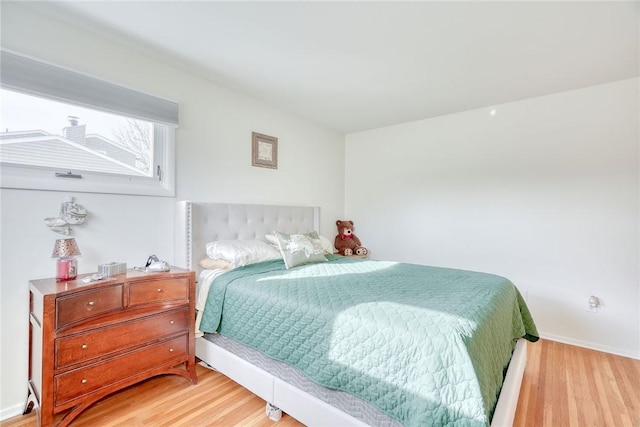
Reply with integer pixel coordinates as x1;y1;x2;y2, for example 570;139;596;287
0;50;178;196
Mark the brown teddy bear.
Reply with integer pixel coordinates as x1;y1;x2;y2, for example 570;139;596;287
334;220;368;257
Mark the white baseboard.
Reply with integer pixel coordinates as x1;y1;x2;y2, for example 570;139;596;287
540;332;640;360
0;403;24;422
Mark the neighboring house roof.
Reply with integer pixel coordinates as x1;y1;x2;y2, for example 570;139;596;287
0;130;147;176
0;130;49;139
84;134;139;167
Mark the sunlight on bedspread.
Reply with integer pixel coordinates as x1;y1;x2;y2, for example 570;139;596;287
257;259;400;281
328;301;482;423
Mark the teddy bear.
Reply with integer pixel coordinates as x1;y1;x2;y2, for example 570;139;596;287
334;220;368;257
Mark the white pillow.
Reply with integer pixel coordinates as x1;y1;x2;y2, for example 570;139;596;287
205;240;281;268
274;231;328;269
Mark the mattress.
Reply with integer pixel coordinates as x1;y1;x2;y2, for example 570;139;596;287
199;255;538;426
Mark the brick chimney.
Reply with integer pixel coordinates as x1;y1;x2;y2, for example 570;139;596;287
63;116;86;144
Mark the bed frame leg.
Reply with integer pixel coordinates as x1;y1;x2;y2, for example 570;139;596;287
266;403;282;421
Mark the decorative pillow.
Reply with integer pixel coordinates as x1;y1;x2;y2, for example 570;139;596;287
265;233;279;249
198;258;232;270
318;235;335;254
267;232;335;255
205;240;281;268
274;231;327;269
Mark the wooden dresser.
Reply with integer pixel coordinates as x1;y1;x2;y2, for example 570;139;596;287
26;268;197;427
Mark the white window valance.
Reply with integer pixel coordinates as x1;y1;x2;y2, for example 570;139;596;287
1;50;179;127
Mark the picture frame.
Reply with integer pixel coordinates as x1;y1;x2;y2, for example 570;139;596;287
251;132;278;169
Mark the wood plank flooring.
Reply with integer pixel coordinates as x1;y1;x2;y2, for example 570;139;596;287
2;339;639;427
514;339;640;427
1;364;301;427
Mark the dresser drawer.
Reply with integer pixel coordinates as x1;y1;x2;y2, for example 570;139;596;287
55;334;188;405
129;277;188;306
56;285;124;328
55;308;189;368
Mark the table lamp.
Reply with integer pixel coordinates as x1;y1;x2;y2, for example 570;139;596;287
52;238;81;281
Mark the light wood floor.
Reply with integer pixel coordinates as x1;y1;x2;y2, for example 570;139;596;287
514;339;640;427
2;339;639;427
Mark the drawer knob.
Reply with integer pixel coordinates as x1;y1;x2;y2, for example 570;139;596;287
169;320;174;325
86;301;95;310
81;344;88;349
157;288;162;292
81;379;88;384
169;348;174;352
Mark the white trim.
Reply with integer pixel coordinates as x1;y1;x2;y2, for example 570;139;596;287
174;201;193;271
0;403;24;422
540;332;640;360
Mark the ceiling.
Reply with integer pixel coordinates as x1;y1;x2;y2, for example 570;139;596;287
29;1;640;133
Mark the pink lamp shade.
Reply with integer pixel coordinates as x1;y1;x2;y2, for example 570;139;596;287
52;238;81;281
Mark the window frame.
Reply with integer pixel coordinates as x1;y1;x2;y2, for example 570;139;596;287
0;50;177;197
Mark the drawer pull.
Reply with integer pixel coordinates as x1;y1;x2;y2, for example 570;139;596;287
86;301;95;311
81;379;88;384
169;348;174;352
81;344;88;349
169;320;174;325
157;288;162;292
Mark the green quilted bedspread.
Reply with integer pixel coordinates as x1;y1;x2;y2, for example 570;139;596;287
200;256;538;426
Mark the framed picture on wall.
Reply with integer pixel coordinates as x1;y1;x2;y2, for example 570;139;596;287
252;132;278;169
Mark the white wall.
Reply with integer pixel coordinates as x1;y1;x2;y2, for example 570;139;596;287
0;3;344;419
345;78;639;359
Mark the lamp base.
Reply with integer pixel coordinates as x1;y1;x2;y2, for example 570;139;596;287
56;258;78;281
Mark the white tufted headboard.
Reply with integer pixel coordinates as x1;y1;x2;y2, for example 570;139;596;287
174;201;320;272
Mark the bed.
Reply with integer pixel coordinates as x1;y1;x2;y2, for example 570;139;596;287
174;201;538;426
